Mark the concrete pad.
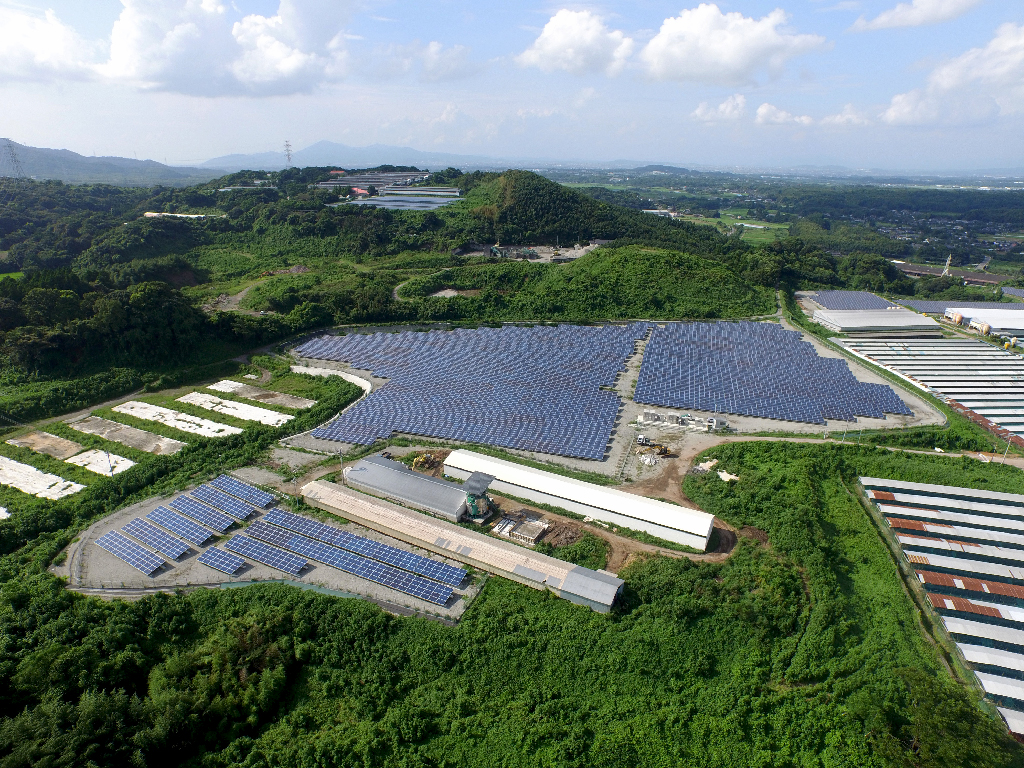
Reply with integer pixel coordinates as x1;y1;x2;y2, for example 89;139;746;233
7;431;82;459
272;447;323;469
0;455;85;498
230;466;283;487
291;365;372;393
177;392;294;427
0;508;8;520
65;449;136;476
112;401;243;438
207;380;316;409
66;416;187;455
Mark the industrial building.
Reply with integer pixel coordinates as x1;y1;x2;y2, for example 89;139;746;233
812;308;940;335
343;454;493;523
861;477;1024;737
945;308;1024;336
303;480;625;612
443;449;715;551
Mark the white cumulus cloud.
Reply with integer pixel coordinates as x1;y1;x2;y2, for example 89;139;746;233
822;104;871;125
0;6;101;81
517;9;634;76
693;94;747;121
851;0;982;32
756;103;813;125
882;22;1024;124
640;4;825;86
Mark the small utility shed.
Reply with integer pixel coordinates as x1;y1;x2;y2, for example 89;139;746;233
344;454;492;523
444;449;715;550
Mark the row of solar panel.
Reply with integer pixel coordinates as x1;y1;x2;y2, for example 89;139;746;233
99;504;458;605
299;324;650;460
635;322;912;425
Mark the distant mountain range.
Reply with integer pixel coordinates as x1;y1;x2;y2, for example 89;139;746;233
199;140;521;172
2;140;222;186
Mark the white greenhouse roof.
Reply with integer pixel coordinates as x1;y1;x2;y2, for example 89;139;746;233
812;308;939;332
445;450;715;540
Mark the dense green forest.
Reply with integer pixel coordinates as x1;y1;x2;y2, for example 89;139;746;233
1;442;1021;766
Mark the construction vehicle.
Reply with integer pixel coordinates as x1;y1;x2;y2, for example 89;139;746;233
636;435;670;456
412;453;440;471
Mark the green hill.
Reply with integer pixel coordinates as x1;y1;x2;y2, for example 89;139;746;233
400;245;775;320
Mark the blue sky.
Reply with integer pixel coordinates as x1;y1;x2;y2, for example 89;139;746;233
0;1;1021;171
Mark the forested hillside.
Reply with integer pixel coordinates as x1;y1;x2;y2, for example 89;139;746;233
0;443;1020;767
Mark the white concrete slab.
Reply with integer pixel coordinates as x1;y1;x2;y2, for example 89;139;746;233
65;449;136;476
207;379;316;409
112;401;243;438
177;392;294;427
0;455;85;499
66;416;186;455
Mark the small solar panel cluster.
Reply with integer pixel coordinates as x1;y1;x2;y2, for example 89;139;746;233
147;506;214;545
1003;288;1024;300
634;322;912;424
296;324;650;460
191;484;256;519
198;547;245;575
812;290;896;310
225;535;307;574
211;474;276;507
97;477;276;575
265;508;467;586
96;531;165;575
122;518;188;559
239;509;462;604
169;496;234;532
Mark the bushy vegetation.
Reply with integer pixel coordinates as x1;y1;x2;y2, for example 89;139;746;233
0;442;1020;766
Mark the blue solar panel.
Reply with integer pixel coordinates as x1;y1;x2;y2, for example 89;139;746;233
210;475;276;507
146;506;215;546
1004;288;1024;300
191;484;256;519
122;518;188;559
285;534;453;605
197;546;246;575
169;496;234;532
224;535;306;574
263;508;467;586
95;530;165;575
295;324;651;460
813;291;895;310
633;322;913;425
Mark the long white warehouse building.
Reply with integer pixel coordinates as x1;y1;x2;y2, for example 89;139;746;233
444;449;715;551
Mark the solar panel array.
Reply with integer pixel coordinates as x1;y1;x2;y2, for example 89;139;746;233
296;324;650;460
191;485;256;519
286;534;453;605
264;508;467;586
224;535;307;574
197;546;246;575
1003;288;1024;300
898;299;1024;313
211;474;276;507
95;531;165;575
122;518;188;559
812;290;896;310
169;496;234;532
634;322;913;424
147;506;215;546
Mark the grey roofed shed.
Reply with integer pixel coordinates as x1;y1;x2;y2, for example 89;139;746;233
344;455;470;522
463;472;494;496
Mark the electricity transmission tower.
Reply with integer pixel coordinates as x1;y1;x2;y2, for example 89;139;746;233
284;140;293;168
0;139;27;206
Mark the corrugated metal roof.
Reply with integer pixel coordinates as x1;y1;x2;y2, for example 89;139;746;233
862;478;1024;507
347;456;468;519
976;671;1024;701
812;308;939;332
960;644;1024;674
446;449;714;540
943;616;1024;646
916;569;1024;601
